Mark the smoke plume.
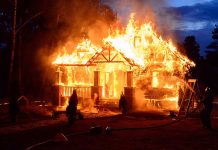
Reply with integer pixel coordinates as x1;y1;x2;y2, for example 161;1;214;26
102;0;179;38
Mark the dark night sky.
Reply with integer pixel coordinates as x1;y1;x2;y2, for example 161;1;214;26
102;0;218;56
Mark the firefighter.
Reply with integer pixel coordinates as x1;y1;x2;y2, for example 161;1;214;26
66;89;78;125
200;87;214;130
119;92;127;115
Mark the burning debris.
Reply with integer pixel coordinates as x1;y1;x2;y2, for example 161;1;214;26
51;13;195;113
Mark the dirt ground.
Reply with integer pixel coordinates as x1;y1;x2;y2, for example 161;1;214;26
0;111;218;150
1;98;218;150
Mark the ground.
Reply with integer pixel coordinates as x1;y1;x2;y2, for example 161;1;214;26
1;98;218;150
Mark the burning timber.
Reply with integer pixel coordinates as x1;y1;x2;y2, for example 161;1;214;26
51;14;195;114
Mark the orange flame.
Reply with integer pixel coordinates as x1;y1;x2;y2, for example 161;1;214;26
52;39;102;65
53;13;195;70
52;13;196;111
104;13;195;71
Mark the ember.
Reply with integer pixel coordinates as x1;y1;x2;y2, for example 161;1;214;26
51;13;195;113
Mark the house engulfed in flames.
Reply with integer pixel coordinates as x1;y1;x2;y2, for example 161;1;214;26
52;14;195;112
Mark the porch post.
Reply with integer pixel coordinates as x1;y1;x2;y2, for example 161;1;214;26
124;71;135;112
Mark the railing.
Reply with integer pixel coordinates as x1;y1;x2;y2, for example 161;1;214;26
60;85;91;98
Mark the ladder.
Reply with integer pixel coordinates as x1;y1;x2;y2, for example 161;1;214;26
178;79;199;117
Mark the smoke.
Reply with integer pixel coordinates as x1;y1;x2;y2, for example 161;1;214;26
35;0;119;67
43;0;116;48
80;93;99;113
86;20;111;46
134;88;165;112
102;0;179;38
133;75;186;112
42;0;180;56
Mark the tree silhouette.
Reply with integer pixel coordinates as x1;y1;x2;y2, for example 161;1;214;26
206;25;218;67
181;36;200;79
183;36;200;63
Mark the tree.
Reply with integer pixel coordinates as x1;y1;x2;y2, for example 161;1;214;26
206;25;218;67
181;36;200;79
183;36;200;63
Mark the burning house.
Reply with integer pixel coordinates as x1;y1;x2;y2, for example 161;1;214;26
51;14;195;113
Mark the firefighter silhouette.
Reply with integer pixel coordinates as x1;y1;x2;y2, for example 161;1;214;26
66;89;78;125
119;92;127;115
200;87;214;130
